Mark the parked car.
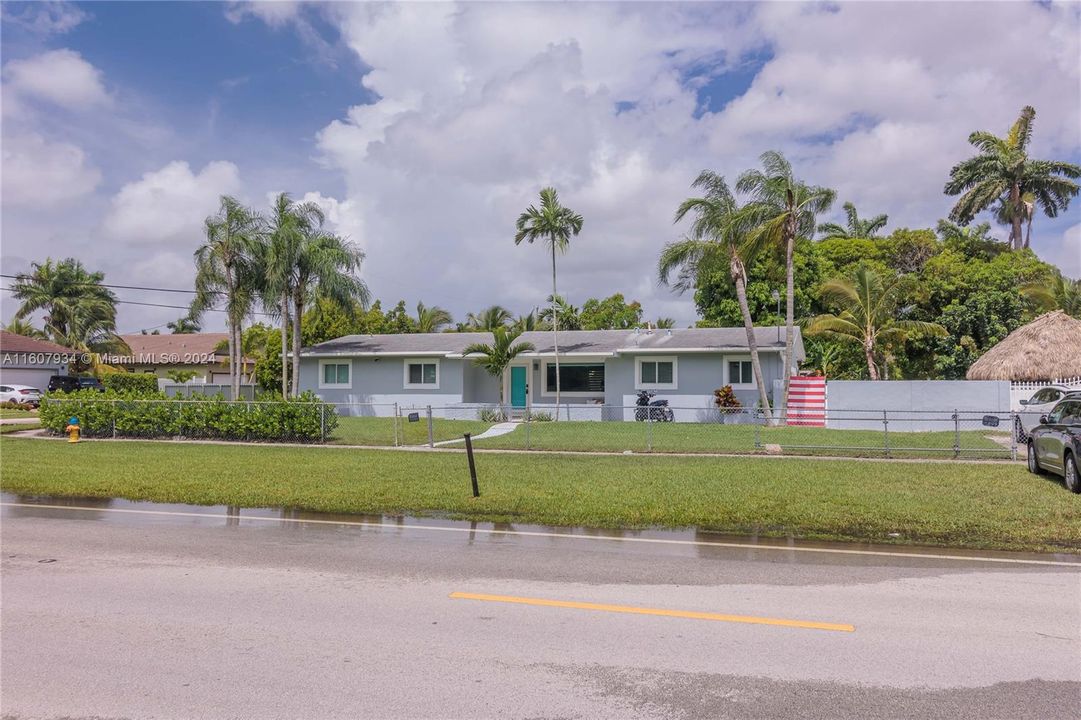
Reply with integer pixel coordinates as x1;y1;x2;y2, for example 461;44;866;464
1015;385;1071;442
47;375;105;393
1027;398;1081;493
0;384;43;406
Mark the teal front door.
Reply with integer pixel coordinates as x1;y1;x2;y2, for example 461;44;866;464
510;366;527;408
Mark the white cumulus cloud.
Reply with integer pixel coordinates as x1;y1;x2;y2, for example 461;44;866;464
1;132;101;206
2;49;112;110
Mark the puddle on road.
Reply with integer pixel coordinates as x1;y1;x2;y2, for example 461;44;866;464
3;492;1078;568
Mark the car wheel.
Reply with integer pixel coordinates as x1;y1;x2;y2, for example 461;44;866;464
1027;442;1043;475
1065;454;1080;494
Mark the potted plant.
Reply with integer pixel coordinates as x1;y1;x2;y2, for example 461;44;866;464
713;385;743;424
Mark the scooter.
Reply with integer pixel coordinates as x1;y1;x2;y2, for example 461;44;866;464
635;390;674;422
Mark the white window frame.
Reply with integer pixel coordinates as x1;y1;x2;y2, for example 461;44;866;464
635;356;678;390
403;358;440;389
725;355;756;389
539;359;606;398
318;359;352;389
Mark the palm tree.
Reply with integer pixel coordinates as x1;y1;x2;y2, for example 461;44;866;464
415;302;453;333
945;105;1081;250
463;327;535;406
290;230;369;396
166;314;201;334
659;171;775;419
817;202;888;239
515;187;584;410
807;265;947;380
263;192;325;397
1021;273;1081;318
736;151;835;412
538;294;581;331
465;305;513;331
194;195;262;398
513;310;545;332
653;317;675;329
2;319;46;339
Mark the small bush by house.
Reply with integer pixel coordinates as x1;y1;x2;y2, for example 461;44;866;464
101;373;161;395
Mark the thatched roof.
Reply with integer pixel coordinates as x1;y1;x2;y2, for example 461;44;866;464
966;310;1081;381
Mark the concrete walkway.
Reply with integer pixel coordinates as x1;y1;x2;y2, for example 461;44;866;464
432;421;519;447
0;416;41;425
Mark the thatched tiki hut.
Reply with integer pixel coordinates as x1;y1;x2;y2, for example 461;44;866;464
966;310;1081;383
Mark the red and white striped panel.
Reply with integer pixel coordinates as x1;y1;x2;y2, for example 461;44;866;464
787;377;827;427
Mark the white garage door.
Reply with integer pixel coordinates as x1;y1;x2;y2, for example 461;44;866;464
0;368;56;390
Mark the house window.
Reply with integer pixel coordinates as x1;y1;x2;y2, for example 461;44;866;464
544;363;604;394
636;357;677;389
728;360;754;386
404;359;440;389
319;361;351;388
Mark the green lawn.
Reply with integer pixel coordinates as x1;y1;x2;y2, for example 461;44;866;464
328;416;491;447
0;422;41;434
1;436;1076;552
473;420;1011;459
0;408;37;419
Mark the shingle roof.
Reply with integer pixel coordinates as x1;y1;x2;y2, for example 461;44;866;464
0;331;74;354
302;327;804;360
112;333;241;364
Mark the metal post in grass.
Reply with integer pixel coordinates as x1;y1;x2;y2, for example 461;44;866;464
393;403;400;447
953;410;960;459
1009;411;1017;461
320;403;326;442
112;399;117;439
427;405;434;448
464;432;480;497
883;410;890;458
525;411;531;450
646;410;653;452
754;408;762;450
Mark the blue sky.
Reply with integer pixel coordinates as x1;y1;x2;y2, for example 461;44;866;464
2;1;1079;333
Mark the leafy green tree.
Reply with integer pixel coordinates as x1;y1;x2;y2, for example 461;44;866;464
415;302;453;333
2;318;46;339
464;305;513;331
463;328;535;405
302;298;388;346
935;220;1008;260
512;311;545;332
653;317;675;329
737;151;835;410
194;196;262;397
880;228;940;274
382;301;417;334
9;257;126;357
515;187;584;409
659;171;775;418
944;105;1080;250
808;265;947;380
579;293;643;330
166;369;199;384
538;295;581;331
166;314;201;334
817;202;888;239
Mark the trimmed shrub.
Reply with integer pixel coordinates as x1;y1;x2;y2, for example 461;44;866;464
102;373;160;395
39;390;337;443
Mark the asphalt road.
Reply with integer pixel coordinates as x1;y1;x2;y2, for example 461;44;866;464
1;501;1079;720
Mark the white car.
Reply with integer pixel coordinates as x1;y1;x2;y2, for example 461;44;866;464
1016;386;1072;441
0;384;43;406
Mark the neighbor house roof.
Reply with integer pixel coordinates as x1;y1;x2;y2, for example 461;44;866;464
110;333;234;365
0;331;74;355
966;310;1081;382
302;327;804;360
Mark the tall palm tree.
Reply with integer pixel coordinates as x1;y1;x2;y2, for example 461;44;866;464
817;202;888;239
465;305;513;331
515;187;584;410
807;265;947;380
2;319;46;339
1021;273;1081;318
415;302;453;333
659;171;775;419
653;317;676;329
290;231;369;396
463;327;535;406
264;192;325;397
736;151;835;412
945;105;1081;250
513;310;545;332
194;195;262;398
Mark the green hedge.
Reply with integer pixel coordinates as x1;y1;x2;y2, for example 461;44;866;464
39;391;338;443
101;374;160;394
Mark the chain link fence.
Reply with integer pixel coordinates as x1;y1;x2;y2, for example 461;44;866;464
37;397;1022;460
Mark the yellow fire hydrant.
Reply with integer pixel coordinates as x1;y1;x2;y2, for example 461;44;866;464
65;416;81;444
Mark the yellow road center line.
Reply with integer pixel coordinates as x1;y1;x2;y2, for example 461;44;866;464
449;592;855;633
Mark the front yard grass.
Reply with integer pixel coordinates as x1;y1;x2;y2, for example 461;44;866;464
328;416;491;446
1;436;1076;553
0;422;41;434
473;420;1011;459
0;408;38;419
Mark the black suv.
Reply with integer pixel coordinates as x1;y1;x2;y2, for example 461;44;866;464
47;376;106;393
1028;398;1081;493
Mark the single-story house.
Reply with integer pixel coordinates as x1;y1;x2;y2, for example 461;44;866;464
102;333;254;384
0;331;73;388
298;327;802;420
